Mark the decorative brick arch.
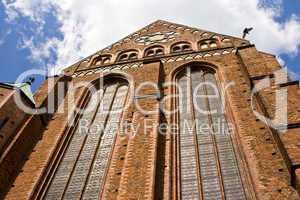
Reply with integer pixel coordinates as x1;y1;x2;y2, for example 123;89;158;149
170;41;193;53
116;49;140;62
143;45;165;57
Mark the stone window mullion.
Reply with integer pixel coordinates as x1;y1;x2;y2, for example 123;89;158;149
61;84;118;199
44;80;129;200
187;67;204;200
177;65;247;200
202;73;226;200
178;71;201;200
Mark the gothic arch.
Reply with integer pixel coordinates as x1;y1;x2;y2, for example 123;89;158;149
170;61;219;81
90;72;132;86
170;62;249;200
91;72;134;102
43;73;131;200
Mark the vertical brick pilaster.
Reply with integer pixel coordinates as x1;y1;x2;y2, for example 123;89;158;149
116;61;162;200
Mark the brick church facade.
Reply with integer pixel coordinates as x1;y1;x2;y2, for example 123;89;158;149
0;20;300;199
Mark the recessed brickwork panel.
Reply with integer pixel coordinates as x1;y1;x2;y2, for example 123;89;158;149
257;84;300;125
0;90;29;155
0;87;13;104
0;115;43;200
237;46;276;78
281;128;300;166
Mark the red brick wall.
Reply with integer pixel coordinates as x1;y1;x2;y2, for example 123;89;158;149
2;43;300;200
0;88;29;154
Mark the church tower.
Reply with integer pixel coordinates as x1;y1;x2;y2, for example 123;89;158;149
1;20;300;200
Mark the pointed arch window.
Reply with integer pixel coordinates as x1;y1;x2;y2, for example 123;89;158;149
176;65;247;200
44;78;129;200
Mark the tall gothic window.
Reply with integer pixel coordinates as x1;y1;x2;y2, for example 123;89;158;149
176;65;246;200
44;78;129;200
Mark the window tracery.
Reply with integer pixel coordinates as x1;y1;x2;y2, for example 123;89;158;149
175;65;247;200
44;78;129;200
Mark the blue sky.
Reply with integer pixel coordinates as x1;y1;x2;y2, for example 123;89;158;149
275;0;300;80
0;0;299;91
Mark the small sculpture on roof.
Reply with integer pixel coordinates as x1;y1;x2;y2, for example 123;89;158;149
243;27;253;39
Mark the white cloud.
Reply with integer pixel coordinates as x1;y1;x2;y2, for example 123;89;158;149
2;0;300;74
2;0;54;23
277;56;300;80
287;68;300;80
277;56;285;66
0;29;11;46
